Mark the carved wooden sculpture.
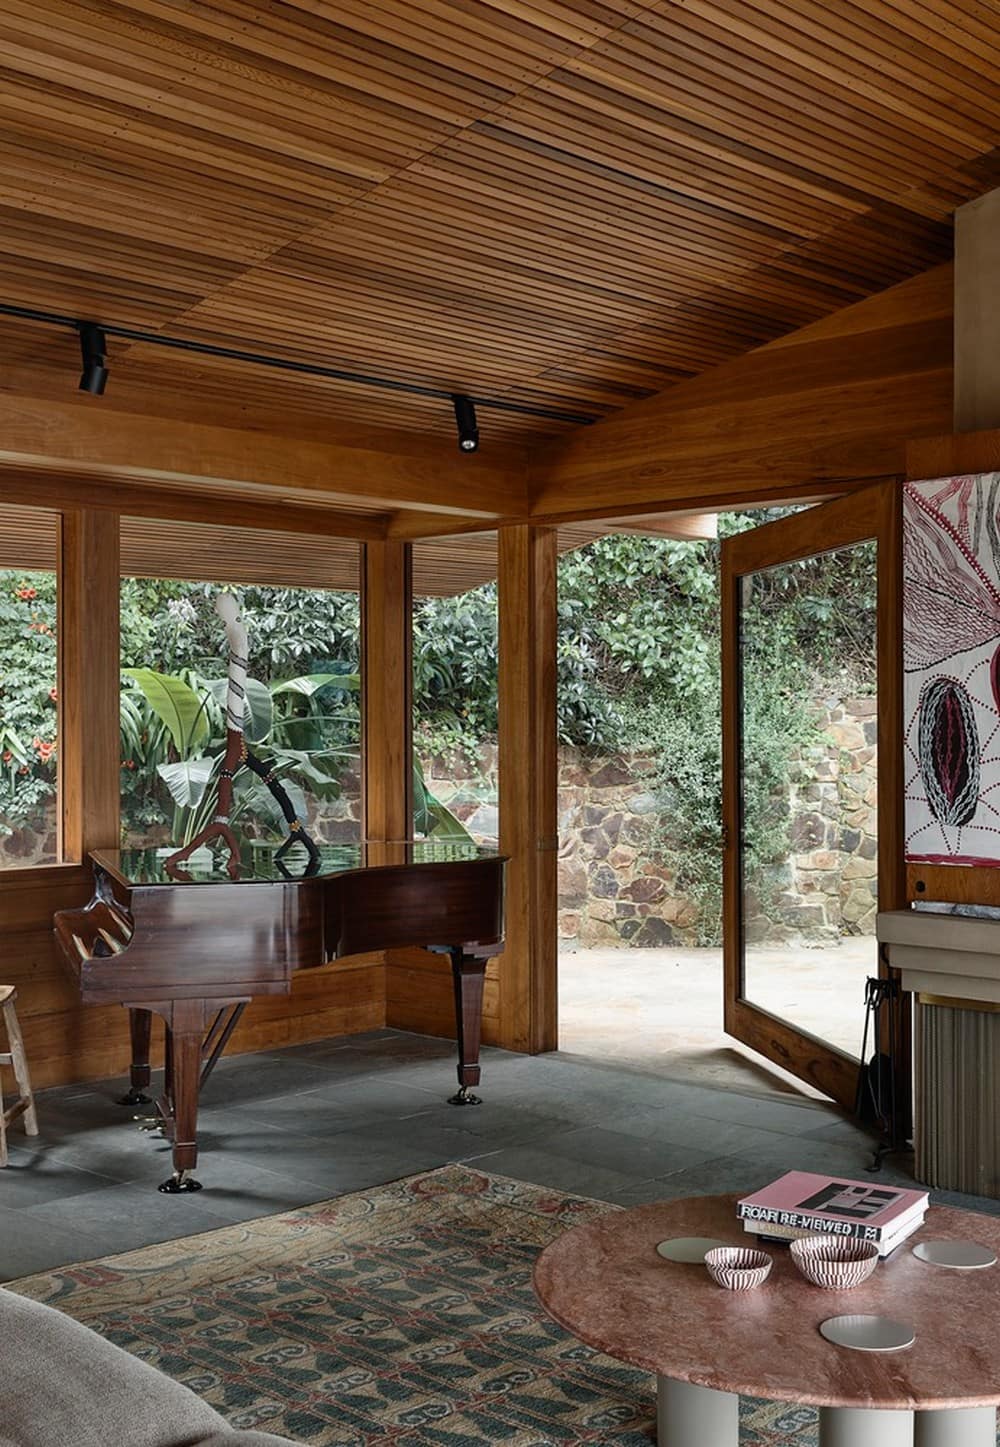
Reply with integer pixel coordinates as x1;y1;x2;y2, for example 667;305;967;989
166;593;319;879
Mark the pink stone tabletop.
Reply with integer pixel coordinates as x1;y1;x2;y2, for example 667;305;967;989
533;1192;1000;1411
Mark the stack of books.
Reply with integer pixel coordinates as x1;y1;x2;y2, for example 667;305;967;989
737;1170;928;1258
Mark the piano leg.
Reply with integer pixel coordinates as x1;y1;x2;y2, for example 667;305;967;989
138;996;249;1192
118;1008;153;1106
158;1003;205;1193
449;949;488;1106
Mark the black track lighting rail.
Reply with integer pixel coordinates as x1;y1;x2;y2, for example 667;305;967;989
0;302;599;428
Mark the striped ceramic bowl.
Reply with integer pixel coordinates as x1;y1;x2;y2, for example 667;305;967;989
704;1246;773;1290
790;1235;880;1289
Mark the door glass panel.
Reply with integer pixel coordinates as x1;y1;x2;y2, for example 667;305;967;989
739;540;877;1057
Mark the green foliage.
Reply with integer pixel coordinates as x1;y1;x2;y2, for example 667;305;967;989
116;579;365;842
413;585;499;760
0;571;58;836
121;668;210;754
121;663;358;845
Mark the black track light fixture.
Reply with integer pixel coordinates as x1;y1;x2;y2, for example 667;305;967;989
452;394;479;452
78;322;109;395
0;301;602;426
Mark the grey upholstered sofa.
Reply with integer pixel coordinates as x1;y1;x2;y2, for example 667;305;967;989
0;1289;300;1447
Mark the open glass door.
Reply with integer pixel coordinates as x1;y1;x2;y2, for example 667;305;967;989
722;483;904;1107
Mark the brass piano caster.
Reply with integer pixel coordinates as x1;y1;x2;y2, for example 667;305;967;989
158;1170;203;1193
118;1088;152;1106
135;1116;164;1134
448;1087;482;1106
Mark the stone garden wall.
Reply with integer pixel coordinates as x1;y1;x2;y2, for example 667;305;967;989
422;696;878;950
557;697;877;948
0;796;58;869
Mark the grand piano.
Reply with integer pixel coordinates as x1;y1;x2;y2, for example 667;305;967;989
53;841;506;1193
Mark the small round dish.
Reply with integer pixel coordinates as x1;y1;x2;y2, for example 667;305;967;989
656;1237;730;1264
704;1245;772;1291
790;1235;879;1289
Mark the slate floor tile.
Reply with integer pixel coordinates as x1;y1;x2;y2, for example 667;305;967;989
12;1026;1000;1278
599;1103;840;1160
538;1125;718;1179
199;1053;355;1106
469;1145;646;1201
0;1147;122;1209
26;1180;256;1255
224;1075;443;1137
0;1205;106;1281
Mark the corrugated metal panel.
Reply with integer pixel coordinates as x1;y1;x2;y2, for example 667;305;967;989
916;999;1000;1199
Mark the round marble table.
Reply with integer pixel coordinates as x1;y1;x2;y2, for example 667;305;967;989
533;1193;1000;1447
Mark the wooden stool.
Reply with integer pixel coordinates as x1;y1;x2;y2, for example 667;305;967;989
0;986;38;1165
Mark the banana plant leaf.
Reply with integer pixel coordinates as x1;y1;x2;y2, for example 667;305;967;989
272;672;359;698
269;747;345;799
413;757;473;841
122;668;210;755
206;676;273;743
235;772;308;829
156;757;216;809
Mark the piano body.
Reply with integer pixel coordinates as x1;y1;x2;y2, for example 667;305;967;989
53;841;505;1192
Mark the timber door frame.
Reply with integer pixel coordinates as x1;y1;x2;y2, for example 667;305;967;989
721;481;906;1108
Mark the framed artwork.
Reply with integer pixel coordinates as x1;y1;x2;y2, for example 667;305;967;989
904;473;1000;867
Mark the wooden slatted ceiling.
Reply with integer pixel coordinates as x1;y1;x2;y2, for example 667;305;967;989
0;0;998;448
118;519;362;591
0;509;714;596
0;505;57;571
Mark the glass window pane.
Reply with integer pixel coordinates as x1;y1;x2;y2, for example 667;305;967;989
0;507;59;868
739;540;877;1057
412;533;498;846
119;535;361;855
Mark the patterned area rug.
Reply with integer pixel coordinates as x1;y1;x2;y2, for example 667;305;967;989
11;1165;831;1445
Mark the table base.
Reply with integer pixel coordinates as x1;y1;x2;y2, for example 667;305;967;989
656;1376;738;1446
913;1406;996;1445
655;1378;996;1447
819;1407;913;1447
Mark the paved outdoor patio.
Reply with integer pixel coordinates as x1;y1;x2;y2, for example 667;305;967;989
558;940;874;1097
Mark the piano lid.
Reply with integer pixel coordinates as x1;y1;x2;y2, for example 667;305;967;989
92;840;503;888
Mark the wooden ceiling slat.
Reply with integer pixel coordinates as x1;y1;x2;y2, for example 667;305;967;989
598;13;967;162
0;505;58;572
556;38;959;199
685;0;992;145
119;517;362;592
886;0;1000;63
607;23;964;175
735;0;1000;113
0;0;993;451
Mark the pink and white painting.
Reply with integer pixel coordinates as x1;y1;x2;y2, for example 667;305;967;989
904;473;1000;865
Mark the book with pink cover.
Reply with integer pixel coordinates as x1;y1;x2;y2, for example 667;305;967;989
737;1171;928;1242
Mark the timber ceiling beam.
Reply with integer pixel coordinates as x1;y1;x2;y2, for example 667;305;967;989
0;393;529;521
0;468;388;542
387;506;718;542
528;266;955;519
